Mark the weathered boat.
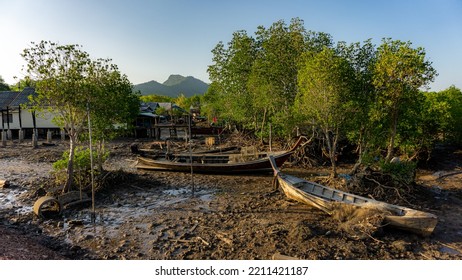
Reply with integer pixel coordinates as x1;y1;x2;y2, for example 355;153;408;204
268;156;438;236
133;145;240;158
135;137;305;174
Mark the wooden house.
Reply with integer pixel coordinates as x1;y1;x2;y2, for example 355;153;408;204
0;87;60;140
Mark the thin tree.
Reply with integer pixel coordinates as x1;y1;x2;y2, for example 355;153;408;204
22;41;139;192
85;58;140;171
22;41;91;193
296;47;355;177
372;39;437;161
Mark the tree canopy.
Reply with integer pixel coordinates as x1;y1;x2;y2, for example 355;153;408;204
0;75;10;91
372;39;437;160
22;40;139;192
204;18;460;176
296;47;355;176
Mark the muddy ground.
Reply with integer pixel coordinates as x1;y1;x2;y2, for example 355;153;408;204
1;137;462;260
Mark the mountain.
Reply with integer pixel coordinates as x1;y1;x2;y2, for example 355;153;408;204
133;80;170;96
134;75;209;97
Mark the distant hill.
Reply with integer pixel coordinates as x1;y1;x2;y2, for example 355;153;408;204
134;75;209;97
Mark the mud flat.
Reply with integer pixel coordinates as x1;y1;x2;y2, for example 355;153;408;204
1;139;462;260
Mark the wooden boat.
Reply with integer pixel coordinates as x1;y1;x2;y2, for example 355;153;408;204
135;137;305;174
268;156;438;236
133;145;240;157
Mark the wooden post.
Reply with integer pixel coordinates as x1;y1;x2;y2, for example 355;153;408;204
32;111;38;148
18;129;24;143
1;131;6;146
47;130;52;143
6;106;10;131
60;129;66;141
32;130;38;148
1;109;4;130
18;105;22;129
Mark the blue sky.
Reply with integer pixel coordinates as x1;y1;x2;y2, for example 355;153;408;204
0;0;461;91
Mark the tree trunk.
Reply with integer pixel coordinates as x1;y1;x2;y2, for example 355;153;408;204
97;139;105;172
350;127;366;175
62;129;76;193
386;108;399;161
260;107;267;144
324;127;338;178
351;147;365;175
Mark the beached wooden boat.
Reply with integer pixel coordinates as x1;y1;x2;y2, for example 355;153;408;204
268;156;438;236
136;137;305;174
133;145;240;158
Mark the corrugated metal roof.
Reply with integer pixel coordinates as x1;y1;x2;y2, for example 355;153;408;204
0;91;17;109
0;87;36;109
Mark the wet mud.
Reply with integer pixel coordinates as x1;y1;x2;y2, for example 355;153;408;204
1;139;462;260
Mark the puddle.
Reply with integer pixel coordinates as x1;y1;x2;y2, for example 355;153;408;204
1;157;53;215
55;186;216;249
439;245;461;256
163;187;214;201
1;156;216;256
0;188;30;213
163;187;191;196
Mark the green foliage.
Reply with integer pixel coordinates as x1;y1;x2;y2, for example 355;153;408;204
86;59;140;141
372;39;437;160
0;76;10;91
155;106;167;116
295;47;355;176
208;30;256;128
207;18;333;140
22;40;139;192
379;160;417;185
429;86;462;144
200;82;223;122
336;40;377;169
140;94;174;103
174;94;189;111
53;147;89;171
52;147;108;188
172;107;185;117
205;18;457;173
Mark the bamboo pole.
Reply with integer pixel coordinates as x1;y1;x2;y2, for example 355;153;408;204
87;102;96;223
188;113;195;195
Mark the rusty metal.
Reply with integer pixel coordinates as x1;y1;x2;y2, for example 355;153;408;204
33;196;62;219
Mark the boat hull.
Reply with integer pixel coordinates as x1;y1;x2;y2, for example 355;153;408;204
136;151;294;174
269;156;437;236
136;136;306;174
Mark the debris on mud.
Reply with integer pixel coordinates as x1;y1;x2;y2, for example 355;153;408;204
1;137;462;260
331;203;387;240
